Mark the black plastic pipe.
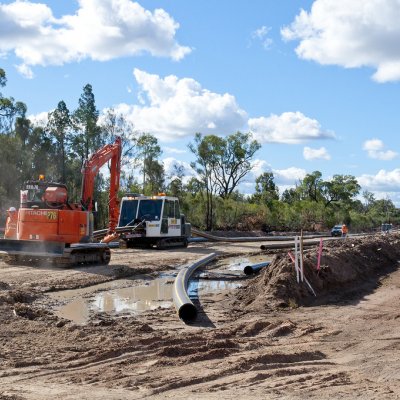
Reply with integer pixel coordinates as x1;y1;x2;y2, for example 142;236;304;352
190;228;327;242
243;261;271;275
173;253;217;321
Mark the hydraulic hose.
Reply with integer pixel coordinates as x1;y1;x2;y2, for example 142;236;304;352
173;253;217;321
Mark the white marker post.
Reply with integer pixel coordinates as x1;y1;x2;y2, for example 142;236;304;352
294;236;300;283
300;232;304;282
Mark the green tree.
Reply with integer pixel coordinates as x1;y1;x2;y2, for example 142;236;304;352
281;187;301;204
0;134;22;209
0;68;27;134
134;133;162;193
47;101;72;182
144;158;165;194
188;132;260;230
252;172;279;205
100;108;137;166
362;190;376;213
322;174;360;207
299;171;323;202
188;133;220;230
213;132;261;199
166;163;185;198
73;84;102;162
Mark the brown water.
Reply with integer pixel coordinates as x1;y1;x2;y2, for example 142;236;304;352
51;271;244;324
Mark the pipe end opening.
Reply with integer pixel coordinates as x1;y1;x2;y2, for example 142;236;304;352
244;266;254;275
178;303;197;321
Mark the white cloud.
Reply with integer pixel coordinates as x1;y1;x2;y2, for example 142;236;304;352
165;147;187;155
251;25;273;50
0;0;191;76
303;146;331;160
28;111;49;127
249;160;306;184
15;63;33;79
248;111;334;144
357;169;400;192
112;69;248;141
363;139;397;160
281;0;400;83
163;157;194;184
273;167;307;185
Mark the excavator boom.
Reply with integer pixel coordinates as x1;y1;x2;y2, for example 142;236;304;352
81;137;122;234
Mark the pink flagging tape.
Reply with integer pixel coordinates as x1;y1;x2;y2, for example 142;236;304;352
317;238;323;271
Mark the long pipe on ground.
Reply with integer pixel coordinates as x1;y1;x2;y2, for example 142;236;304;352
191;227;327;243
243;261;271;275
173;253;217;321
259;237;330;250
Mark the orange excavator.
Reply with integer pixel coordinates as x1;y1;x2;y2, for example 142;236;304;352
0;137;122;265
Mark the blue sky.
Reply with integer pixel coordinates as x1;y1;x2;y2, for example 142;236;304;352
1;0;400;204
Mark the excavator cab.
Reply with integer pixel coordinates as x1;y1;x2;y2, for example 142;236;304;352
21;180;68;209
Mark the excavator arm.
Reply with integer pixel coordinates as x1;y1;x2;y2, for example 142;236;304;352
81;136;122;234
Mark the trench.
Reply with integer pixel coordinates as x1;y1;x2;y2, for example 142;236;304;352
48;254;272;325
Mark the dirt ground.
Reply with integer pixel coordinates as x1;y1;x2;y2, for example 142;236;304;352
1;234;400;399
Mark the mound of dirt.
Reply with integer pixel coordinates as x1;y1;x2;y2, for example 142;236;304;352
234;233;400;311
0;289;36;305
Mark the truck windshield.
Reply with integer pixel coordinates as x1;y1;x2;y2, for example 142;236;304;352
137;199;163;221
118;199;138;226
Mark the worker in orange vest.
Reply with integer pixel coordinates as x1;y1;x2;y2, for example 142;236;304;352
341;224;348;238
4;207;18;239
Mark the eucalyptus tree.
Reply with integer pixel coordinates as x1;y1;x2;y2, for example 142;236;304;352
47;101;72;182
0;68;26;134
134;133;163;193
322;174;361;208
252;172;279;206
100;108;137;165
189;131;260;230
211;132;260;199
72;84;102;162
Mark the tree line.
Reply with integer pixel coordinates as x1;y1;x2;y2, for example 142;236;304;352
1;67;398;232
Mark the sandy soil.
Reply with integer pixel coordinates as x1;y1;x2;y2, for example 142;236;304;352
1;234;400;399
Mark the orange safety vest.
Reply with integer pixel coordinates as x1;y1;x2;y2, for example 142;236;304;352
341;225;348;234
4;212;17;239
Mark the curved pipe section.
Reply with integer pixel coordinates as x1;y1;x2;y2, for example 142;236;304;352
173;253;217;321
243;261;270;275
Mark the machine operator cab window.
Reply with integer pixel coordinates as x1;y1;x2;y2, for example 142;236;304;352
118;199;139;226
137;199;162;221
161;199;181;234
118;198;163;227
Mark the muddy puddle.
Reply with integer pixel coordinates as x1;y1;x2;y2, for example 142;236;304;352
50;275;175;324
212;254;272;273
50;255;271;324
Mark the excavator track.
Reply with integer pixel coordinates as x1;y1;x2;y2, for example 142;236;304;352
0;239;111;267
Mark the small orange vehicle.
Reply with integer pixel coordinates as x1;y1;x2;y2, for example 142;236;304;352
0;137;122;265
